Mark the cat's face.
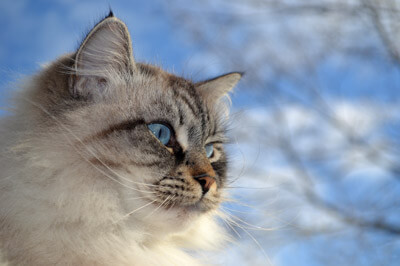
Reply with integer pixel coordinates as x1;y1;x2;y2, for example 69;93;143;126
73;69;230;226
73;73;227;230
37;14;240;233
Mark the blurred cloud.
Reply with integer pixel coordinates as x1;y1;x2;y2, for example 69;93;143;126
1;0;400;265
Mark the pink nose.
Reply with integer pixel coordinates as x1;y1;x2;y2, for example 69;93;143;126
194;175;216;194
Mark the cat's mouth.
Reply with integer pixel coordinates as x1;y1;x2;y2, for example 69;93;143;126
153;200;217;215
149;192;219;214
150;197;213;213
151;176;220;213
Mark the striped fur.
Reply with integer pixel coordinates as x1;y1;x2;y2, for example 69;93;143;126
0;14;241;265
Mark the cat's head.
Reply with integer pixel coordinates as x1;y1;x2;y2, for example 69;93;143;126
27;13;241;235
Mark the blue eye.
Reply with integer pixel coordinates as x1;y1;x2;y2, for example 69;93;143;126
148;123;171;146
205;143;214;158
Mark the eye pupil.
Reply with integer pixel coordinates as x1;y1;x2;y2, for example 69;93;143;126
156;128;163;138
148;123;171;145
205;143;214;158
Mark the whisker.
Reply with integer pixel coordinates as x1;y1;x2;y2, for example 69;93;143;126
226;134;250;185
116;199;158;224
112;170;163;188
225;185;279;190
221;194;288;222
220;206;254;215
125;196;152;200
219;209;273;266
220;197;263;211
144;195;173;219
222;194;296;227
219;213;242;239
220;207;277;232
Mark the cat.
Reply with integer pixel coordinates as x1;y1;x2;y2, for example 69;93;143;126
0;11;241;266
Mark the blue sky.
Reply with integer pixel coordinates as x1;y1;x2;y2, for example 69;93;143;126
0;0;199;97
1;1;400;265
2;0;400;107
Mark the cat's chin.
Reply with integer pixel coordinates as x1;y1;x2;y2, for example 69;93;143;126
142;207;199;234
152;200;210;220
136;200;216;235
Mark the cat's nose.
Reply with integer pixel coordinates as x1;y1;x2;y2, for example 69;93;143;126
193;174;216;195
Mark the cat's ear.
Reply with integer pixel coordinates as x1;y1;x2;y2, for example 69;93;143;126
69;13;136;99
195;72;242;105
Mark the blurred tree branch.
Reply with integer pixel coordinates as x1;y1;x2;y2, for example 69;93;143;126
165;0;400;264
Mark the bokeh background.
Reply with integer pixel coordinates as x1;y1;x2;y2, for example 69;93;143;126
1;0;400;265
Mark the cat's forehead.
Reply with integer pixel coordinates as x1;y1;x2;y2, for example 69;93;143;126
136;63;194;90
104;64;215;145
155;83;210;139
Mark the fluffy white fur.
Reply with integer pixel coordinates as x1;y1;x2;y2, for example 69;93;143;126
0;14;241;266
0;93;228;265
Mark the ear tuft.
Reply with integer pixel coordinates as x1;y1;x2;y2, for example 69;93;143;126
107;9;114;18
